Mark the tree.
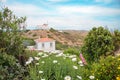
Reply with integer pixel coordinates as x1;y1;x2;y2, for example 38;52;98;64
0;7;26;56
113;30;120;51
0;7;27;79
81;27;114;62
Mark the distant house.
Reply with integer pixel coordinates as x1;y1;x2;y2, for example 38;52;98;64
34;37;55;52
37;23;50;30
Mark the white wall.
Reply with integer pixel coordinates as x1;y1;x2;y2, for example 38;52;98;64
36;41;55;52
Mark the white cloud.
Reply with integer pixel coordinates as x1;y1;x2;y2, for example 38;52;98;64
57;6;120;16
7;3;50;17
6;2;120;30
0;0;6;3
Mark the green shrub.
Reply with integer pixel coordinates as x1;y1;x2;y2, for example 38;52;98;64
24;50;38;58
63;32;69;34
113;30;120;51
0;7;28;79
32;33;37;37
0;7;26;56
0;53;27;80
81;27;114;62
56;41;68;50
91;56;120;80
47;34;52;38
50;28;56;32
23;38;35;47
64;48;80;56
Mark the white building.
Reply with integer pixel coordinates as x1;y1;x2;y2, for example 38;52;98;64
37;23;50;30
34;37;55;52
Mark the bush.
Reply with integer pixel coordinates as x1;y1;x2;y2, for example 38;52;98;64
113;30;120;51
32;33;37;37
91;56;120;80
56;41;68;50
23;38;35;47
81;27;114;62
50;28;56;32
64;48;80;56
0;7;28;79
0;7;26;56
0;53;27;80
27;52;120;80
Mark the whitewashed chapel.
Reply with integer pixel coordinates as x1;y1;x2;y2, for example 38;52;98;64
34;37;55;52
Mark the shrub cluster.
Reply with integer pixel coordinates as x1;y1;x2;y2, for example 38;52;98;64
81;27;120;62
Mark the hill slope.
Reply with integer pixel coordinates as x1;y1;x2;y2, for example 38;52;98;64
23;29;88;46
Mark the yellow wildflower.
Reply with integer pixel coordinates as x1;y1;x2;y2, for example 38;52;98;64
118;66;120;70
116;76;120;80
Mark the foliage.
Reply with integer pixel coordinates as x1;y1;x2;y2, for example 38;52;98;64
0;7;28;79
25;29;30;32
64;48;80;56
91;56;120;80
24;50;38;58
26;51;120;80
27;52;95;80
0;7;26;56
50;28;56;32
32;33;37;37
81;27;114;62
113;30;120;51
23;38;35;47
0;53;27;80
63;31;69;34
56;41;68;50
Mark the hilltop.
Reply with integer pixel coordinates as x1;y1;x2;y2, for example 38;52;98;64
23;28;88;47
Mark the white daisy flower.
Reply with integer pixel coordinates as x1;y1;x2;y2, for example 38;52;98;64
56;53;63;57
89;75;95;79
78;61;83;64
25;60;31;65
64;76;71;80
39;71;43;74
36;63;39;65
72;58;77;62
25;57;33;65
73;65;78;69
38;52;43;56
77;75;82;79
80;64;84;66
69;55;76;58
53;60;58;64
34;57;40;60
29;57;33;61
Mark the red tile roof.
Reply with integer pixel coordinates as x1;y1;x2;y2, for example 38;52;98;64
35;38;55;42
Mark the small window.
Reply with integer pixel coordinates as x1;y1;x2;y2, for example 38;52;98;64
50;42;52;47
42;43;44;48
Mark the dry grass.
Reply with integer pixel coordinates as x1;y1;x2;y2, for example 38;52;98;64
23;29;88;46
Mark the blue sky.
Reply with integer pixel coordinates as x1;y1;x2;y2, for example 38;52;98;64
1;0;120;30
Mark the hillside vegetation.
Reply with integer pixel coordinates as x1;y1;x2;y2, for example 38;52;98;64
23;28;88;47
